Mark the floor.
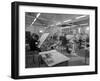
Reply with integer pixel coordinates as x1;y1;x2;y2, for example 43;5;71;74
25;49;89;68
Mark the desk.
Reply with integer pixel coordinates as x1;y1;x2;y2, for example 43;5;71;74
84;47;89;64
39;50;70;67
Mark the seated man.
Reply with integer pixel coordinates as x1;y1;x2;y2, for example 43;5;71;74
29;33;44;65
29;33;41;52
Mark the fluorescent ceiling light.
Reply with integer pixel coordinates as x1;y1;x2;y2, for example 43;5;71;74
86;27;89;31
80;23;88;26
30;13;41;25
76;15;87;19
78;28;81;33
36;13;40;18
60;26;70;29
64;19;72;22
50;24;54;26
56;22;61;25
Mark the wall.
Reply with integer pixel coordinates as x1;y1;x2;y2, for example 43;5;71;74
26;25;45;36
0;0;99;81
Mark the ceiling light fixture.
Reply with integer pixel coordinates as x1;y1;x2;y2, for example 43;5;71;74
30;13;41;26
80;23;88;26
86;27;89;31
64;19;72;22
50;24;54;26
36;13;40;18
56;22;61;25
76;15;87;19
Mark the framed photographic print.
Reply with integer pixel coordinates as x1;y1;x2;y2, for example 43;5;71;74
11;1;98;79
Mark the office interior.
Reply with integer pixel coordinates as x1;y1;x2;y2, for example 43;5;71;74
25;12;89;68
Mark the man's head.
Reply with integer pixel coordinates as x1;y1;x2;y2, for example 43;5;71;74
32;33;39;41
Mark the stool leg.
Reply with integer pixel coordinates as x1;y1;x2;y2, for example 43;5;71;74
66;61;68;66
33;55;35;64
38;55;41;67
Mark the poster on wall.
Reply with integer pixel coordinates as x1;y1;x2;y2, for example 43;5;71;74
11;1;98;79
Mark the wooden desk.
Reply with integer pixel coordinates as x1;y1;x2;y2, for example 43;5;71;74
39;50;70;67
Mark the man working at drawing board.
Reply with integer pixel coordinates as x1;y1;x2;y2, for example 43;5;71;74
29;33;41;52
28;33;44;66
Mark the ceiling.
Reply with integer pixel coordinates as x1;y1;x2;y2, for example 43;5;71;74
25;12;89;28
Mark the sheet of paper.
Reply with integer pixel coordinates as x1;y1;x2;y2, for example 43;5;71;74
39;50;70;66
38;33;49;48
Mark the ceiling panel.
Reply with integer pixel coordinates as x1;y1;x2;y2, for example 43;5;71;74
25;12;89;28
